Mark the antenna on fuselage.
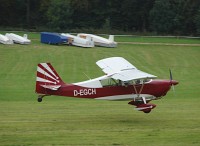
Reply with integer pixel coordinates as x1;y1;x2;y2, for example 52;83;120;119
83;72;91;80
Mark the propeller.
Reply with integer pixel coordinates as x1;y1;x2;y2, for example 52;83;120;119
169;69;179;92
169;69;174;91
169;69;173;81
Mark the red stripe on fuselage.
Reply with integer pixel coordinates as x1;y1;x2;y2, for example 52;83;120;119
36;79;172;99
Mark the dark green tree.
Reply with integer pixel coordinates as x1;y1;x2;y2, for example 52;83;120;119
28;0;51;29
70;0;109;29
0;0;26;28
0;0;199;35
47;0;73;31
195;8;200;35
150;0;200;35
47;0;72;31
170;0;200;35
109;0;154;32
149;0;176;34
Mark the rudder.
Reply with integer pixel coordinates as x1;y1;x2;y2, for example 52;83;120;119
108;35;114;42
36;63;64;93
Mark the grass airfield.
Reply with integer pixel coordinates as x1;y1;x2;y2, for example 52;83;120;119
0;33;200;145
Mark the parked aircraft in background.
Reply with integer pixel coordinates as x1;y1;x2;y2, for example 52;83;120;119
78;33;117;48
35;57;178;113
0;34;13;44
5;33;31;44
61;33;94;48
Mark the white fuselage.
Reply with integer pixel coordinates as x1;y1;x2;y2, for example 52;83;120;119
5;33;31;44
77;33;117;47
0;34;13;44
61;33;94;48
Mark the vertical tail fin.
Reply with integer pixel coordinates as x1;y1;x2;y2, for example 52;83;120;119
108;35;114;42
36;63;64;93
23;34;28;39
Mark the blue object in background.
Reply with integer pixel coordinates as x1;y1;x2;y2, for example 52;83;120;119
41;32;68;44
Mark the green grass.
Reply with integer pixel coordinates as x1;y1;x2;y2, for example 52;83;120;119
0;33;200;145
115;36;200;44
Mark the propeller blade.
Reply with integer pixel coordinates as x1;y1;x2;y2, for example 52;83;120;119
172;84;175;91
169;68;173;81
169;69;179;92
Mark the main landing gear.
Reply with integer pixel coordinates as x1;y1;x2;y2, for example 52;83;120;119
37;95;46;102
128;100;156;113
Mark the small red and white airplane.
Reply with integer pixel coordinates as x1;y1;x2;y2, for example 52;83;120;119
35;57;178;113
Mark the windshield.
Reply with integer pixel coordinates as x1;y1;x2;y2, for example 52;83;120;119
100;78;152;87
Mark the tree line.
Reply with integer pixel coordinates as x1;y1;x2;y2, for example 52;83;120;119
0;0;200;35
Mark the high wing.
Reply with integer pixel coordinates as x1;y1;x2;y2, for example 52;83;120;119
96;57;157;81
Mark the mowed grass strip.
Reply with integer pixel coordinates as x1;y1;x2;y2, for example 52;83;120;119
115;35;200;45
0;33;199;145
0;99;200;145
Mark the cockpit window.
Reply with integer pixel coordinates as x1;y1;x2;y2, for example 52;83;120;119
100;78;152;87
135;79;151;84
100;78;119;87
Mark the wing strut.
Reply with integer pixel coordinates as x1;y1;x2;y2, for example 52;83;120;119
132;80;145;103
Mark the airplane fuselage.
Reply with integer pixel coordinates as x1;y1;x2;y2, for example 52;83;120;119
35;60;178;113
36;79;177;101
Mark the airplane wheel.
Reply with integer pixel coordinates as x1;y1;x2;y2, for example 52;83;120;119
143;109;151;113
38;97;42;102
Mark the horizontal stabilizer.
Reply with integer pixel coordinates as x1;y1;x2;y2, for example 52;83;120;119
40;85;61;90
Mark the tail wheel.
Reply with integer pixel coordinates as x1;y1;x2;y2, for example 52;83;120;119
38;97;43;102
37;95;46;102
